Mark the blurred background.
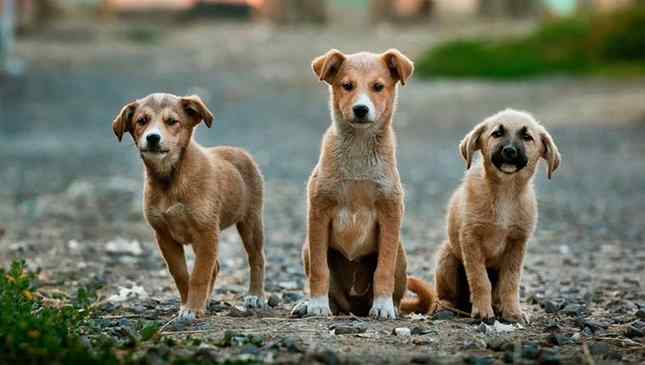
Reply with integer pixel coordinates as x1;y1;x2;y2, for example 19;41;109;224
0;0;644;346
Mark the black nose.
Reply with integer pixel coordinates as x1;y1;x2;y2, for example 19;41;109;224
146;133;161;146
353;105;369;119
502;145;518;160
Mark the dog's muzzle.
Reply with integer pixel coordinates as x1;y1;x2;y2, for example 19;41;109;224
492;144;528;174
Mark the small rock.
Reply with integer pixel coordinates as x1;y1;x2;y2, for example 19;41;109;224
562;303;583;316
486;337;512;352
636;309;645;320
227;306;253;318
432;310;455;320
411;326;432;335
463;355;495;365
464;337;487;350
280;336;304;353
290;301;308;318
393;327;411;337
589;341;609;355
268;293;281;307
547;334;570;346
625;325;644;338
521;342;540;359
540;348;561;365
543;300;560;314
331;324;367;335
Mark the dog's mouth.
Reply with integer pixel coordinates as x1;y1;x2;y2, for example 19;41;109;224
492;150;528;175
348;118;374;127
140;148;170;156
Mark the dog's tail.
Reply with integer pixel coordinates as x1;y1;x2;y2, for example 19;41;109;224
399;276;437;314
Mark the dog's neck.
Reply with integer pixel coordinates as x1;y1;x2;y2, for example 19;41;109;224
326;114;396;182
142;141;200;190
474;159;534;197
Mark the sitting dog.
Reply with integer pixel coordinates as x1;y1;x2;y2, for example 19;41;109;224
428;109;561;322
112;93;266;322
295;49;433;320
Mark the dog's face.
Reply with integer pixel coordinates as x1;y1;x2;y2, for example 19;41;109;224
112;93;213;165
460;109;561;179
311;49;413;129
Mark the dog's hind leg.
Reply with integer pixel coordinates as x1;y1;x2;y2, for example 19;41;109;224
237;212;266;309
435;241;470;313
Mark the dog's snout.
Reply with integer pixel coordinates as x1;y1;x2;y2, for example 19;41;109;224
502;145;518;160
353;105;369;119
146;133;161;146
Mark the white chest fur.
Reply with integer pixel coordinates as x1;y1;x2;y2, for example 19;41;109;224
331;205;378;261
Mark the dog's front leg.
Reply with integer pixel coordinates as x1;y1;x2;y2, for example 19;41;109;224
180;230;219;322
155;231;189;307
370;202;402;320
460;229;495;321
497;235;528;323
305;207;332;316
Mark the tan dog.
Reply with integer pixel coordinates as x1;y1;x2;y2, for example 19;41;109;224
112;93;266;322
419;109;561;322
294;49;433;320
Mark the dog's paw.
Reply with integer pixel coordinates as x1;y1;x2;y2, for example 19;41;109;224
502;308;529;324
471;304;495;322
176;307;199;324
243;295;267;310
369;296;397;320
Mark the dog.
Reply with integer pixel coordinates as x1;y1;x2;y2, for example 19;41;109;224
112;93;266;322
294;49;433;320
422;109;561;322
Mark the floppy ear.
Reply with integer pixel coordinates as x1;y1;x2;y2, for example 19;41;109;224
382;49;414;86
459;122;487;169
181;95;214;128
112;101;138;142
540;128;561;179
312;49;346;84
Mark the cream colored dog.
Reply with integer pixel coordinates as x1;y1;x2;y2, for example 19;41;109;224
431;109;560;322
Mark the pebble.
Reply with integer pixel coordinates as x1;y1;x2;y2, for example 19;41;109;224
543;300;560;314
486;337;512;352
410;326;432;335
636;309;645;320
562;303;583;316
331;324;367;335
624;325;644;338
540;348;561;365
463;337;487;350
521;342;540;359
267;293;281;307
547;333;570;346
463;355;495;365
432;310;455;320
393;327;411;337
589;341;609;355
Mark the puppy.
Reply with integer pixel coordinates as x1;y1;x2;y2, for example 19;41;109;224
431;109;560;322
295;49;433;320
112;93;266;322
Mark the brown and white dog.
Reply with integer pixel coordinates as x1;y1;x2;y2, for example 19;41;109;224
112;93;266;322
423;109;561;322
294;49;433;320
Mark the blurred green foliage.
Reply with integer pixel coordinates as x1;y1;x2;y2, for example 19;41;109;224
417;5;645;79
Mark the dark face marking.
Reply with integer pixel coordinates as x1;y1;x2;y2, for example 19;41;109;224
490;124;529;173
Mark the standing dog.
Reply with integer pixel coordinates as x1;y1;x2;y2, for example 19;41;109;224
295;49;433;320
425;109;561;322
112;93;266;322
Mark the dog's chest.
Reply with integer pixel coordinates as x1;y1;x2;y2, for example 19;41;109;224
146;201;195;244
329;183;379;261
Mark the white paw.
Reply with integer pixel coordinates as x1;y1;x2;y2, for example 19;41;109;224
177;307;197;323
244;295;267;310
369;296;397;320
305;296;332;316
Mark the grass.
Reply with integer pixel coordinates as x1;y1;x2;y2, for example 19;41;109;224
416;5;645;80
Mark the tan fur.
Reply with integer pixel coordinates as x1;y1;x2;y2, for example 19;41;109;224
112;93;266;320
299;49;432;319
433;109;560;322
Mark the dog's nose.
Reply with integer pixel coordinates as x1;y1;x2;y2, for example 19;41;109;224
502;145;518;160
146;133;161;146
353;105;369;119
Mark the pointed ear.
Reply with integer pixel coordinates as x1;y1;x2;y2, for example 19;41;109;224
181;95;214;128
112;101;138;142
312;49;346;84
459;122;487;169
540;128;561;179
382;49;414;86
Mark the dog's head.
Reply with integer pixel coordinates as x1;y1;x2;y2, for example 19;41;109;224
460;109;561;179
312;49;413;129
112;93;213;164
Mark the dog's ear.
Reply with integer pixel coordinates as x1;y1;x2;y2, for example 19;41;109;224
459;122;487;169
112;101;138;142
181;95;214;128
312;49;346;84
540;128;561;179
382;49;414;86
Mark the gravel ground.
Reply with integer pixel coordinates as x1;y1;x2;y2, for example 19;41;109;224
1;19;645;364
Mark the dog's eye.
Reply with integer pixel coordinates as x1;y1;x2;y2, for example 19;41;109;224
342;82;354;92
522;133;533;142
136;117;147;126
166;118;178;126
491;129;504;138
373;83;384;92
